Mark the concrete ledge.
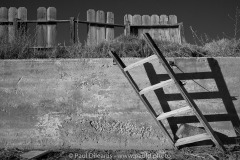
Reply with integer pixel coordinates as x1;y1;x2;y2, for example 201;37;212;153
0;57;240;149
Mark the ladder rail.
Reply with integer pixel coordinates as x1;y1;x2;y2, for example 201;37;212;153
143;33;225;151
108;50;175;146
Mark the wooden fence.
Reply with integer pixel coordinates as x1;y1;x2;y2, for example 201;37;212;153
0;7;185;48
124;14;185;44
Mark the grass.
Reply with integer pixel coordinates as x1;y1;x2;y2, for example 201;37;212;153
0;28;240;59
0;7;239;59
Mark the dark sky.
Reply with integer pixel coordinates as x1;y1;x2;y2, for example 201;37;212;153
1;0;240;45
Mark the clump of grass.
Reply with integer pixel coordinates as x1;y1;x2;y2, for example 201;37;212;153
109;34;209;57
0;28;34;59
203;39;240;57
0;29;239;59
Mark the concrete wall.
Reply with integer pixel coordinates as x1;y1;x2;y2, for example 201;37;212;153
0;58;240;150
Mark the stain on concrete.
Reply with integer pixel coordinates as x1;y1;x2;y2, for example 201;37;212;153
0;103;37;129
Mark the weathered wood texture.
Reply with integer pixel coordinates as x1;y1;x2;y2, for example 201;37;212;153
0;7;184;47
125;14;182;44
47;7;57;47
96;10;105;45
132;15;141;36
0;7;8;40
160;15;170;41
106;12;114;41
37;7;47;47
17;7;27;35
70;17;75;44
150;15;160;39
124;14;132;36
87;9;96;46
168;15;178;43
8;7;18;43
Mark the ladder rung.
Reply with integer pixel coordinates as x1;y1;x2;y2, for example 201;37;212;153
175;133;211;147
156;106;192;120
140;79;174;95
124;55;158;71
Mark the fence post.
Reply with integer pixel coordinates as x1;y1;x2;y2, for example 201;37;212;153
141;15;150;38
150;15;160;39
124;14;132;36
8;7;18;44
132;15;141;37
106;12;114;41
87;9;96;46
160;15;169;42
69;17;75;44
96;10;105;45
47;7;57;47
169;15;178;43
18;7;27;37
179;23;186;44
37;7;47;47
0;7;8;40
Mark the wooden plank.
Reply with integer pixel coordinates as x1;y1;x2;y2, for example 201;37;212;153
96;10;105;45
176;124;207;139
8;7;17;43
175;133;211;147
21;150;49;159
143;33;226;152
124;14;132;36
70;17;75;44
168;15;178;43
87;9;96;46
179;23;186;44
141;15;150;38
156;106;192;120
124;55;158;71
132;15;141;36
150;15;160;39
17;7;27;37
37;7;47;47
140;79;174;95
47;7;57;47
106;12;114;41
159;15;169;42
0;7;8;40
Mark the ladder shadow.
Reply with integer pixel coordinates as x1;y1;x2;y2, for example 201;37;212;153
143;58;240;146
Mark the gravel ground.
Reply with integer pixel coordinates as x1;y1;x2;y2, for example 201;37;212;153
1;145;240;160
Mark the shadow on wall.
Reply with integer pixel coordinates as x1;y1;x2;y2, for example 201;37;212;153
143;58;240;147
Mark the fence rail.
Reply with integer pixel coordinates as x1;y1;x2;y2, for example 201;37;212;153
0;20;125;27
0;7;185;48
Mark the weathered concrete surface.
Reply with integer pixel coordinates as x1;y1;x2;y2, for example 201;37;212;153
0;58;239;150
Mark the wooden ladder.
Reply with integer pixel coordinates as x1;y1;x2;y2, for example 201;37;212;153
108;33;225;151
